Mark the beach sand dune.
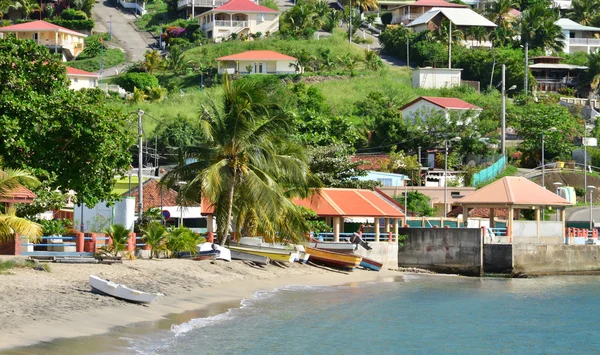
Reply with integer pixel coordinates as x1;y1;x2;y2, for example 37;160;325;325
0;256;392;351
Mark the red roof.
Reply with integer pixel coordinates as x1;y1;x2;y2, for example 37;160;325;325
400;96;481;110
0;20;85;37
216;50;296;61
201;188;405;218
409;0;467;8
212;0;278;13
0;186;37;204
66;66;98;77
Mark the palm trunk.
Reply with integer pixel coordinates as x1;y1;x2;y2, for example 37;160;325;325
220;175;236;246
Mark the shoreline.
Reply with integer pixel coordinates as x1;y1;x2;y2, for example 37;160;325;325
0;257;396;351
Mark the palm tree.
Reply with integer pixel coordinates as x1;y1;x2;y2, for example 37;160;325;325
340;0;378;11
143;50;162;74
466;26;488;47
567;0;600;26
486;0;517;28
519;3;565;53
363;49;383;71
142;221;167;259
163;75;312;245
14;0;39;20
338;53;359;77
105;224;131;256
0;169;42;243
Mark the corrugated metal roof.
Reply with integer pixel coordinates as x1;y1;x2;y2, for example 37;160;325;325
409;8;497;28
555;18;600;32
529;63;588;70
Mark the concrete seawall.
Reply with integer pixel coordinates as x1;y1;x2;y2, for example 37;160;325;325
355;242;398;269
397;228;483;276
513;244;600;274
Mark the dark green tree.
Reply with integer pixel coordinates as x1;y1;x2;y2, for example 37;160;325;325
308;144;380;189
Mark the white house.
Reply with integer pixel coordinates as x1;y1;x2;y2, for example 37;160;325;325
408;8;497;48
215;50;298;74
354;171;409;187
400;96;482;123
555;18;600;54
390;0;467;26
412;67;462;89
66;66;99;90
196;0;279;41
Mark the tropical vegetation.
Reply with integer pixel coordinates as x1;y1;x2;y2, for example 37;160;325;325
0;169;42;243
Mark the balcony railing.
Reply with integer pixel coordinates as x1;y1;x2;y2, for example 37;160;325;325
214;20;248;27
177;0;228;8
569;37;600;46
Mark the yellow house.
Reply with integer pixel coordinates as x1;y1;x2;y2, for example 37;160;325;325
0;20;87;61
197;0;279;42
216;50;298;74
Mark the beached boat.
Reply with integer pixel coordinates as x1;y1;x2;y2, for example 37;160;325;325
228;243;298;263
308;241;357;253
195;243;231;262
89;275;163;304
305;247;362;271
230;250;270;265
359;256;383;271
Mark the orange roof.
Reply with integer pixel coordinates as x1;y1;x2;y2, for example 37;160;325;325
65;66;98;77
456;177;573;207
0;186;37;204
201;188;405;217
216;50;296;61
400;96;481;111
293;188;405;218
212;0;278;13
0;20;86;37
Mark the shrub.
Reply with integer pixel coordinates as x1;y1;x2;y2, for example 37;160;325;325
35;219;71;236
105;224;131;257
166;226;203;257
60;8;88;20
118;72;159;92
48;19;95;31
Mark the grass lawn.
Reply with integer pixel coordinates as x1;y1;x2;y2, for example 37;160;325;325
68;48;125;72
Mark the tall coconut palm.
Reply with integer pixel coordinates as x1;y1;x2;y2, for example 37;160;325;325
486;0;518;28
519;3;564;53
14;0;39;20
0;169;42;243
567;0;600;26
340;0;378;12
163;75;313;245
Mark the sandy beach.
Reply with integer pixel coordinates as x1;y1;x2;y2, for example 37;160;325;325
0;256;396;351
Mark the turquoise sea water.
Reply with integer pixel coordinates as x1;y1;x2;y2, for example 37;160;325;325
8;274;600;354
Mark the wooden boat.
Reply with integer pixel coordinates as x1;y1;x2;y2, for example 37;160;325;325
308;241;357;254
228;243;298;263
359;256;383;271
89;275;163;304
305;247;362;271
195;243;231;262
230;250;270;265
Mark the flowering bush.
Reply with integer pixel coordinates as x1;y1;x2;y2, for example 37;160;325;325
166;26;186;38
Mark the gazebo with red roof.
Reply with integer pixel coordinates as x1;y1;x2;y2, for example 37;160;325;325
0;186;37;209
201;188;405;242
456;177;573;242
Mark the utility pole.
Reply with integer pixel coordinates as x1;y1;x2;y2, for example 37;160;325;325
448;21;452;69
348;0;352;44
584;124;588;203
138;108;144;218
418;146;422;186
501;64;506;157
524;42;528;96
406;37;410;67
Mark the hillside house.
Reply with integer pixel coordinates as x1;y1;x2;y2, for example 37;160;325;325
412;67;462;88
407;8;497;48
0;20;86;61
353;171;409;187
196;0;279;41
529;56;587;93
555;18;600;54
390;0;467;25
216;50;298;74
400;96;481;124
66;66;98;90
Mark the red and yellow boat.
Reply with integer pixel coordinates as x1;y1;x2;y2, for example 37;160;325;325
305;246;362;271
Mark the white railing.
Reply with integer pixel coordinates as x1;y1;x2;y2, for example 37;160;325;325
560;97;600;109
569;38;600;46
214;20;248;27
178;0;228;8
120;0;146;15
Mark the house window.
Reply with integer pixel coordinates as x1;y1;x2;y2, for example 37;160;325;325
89;79;96;87
570;32;575;38
377;178;392;186
258;13;264;22
451;191;460;197
73;78;78;83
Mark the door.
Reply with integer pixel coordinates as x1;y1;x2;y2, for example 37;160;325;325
255;62;265;74
32;33;39;43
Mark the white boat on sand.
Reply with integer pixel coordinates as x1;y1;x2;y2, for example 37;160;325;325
89;275;163;304
195;243;232;262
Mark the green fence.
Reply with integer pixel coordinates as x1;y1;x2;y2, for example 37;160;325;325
473;156;506;187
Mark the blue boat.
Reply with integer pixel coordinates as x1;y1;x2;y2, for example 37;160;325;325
360;256;382;271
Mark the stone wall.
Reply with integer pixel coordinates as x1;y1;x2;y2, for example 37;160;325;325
355;241;398;269
513;244;600;274
397;228;483;276
483;244;513;273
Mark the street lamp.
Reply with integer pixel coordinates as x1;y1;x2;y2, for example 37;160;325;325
553;182;563;221
501;63;517;157
583;122;595;203
588;185;596;233
403;176;410;216
444;137;461;217
541;127;557;190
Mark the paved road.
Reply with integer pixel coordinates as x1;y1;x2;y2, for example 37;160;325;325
567;206;600;222
92;1;154;76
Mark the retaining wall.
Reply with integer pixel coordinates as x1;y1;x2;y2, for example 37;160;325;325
483;244;513;273
355;241;398;269
513;244;600;274
397;228;483;276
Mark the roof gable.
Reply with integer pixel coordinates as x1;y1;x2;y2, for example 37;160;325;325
216;50;296;61
556;18;600;32
0;20;86;37
409;8;497;28
212;0;278;13
66;66;99;77
457;177;573;207
400;96;481;110
410;0;467;8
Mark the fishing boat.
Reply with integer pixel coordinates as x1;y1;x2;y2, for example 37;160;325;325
228;242;298;263
305;247;362;271
195;243;231;262
307;241;357;254
230;250;270;265
296;245;310;263
89;275;163;304
359;256;383;271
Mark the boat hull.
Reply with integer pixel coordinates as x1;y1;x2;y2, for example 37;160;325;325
359;256;383;271
229;244;297;263
230;250;270;265
89;275;162;304
195;243;231;262
305;247;362;271
308;242;357;254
